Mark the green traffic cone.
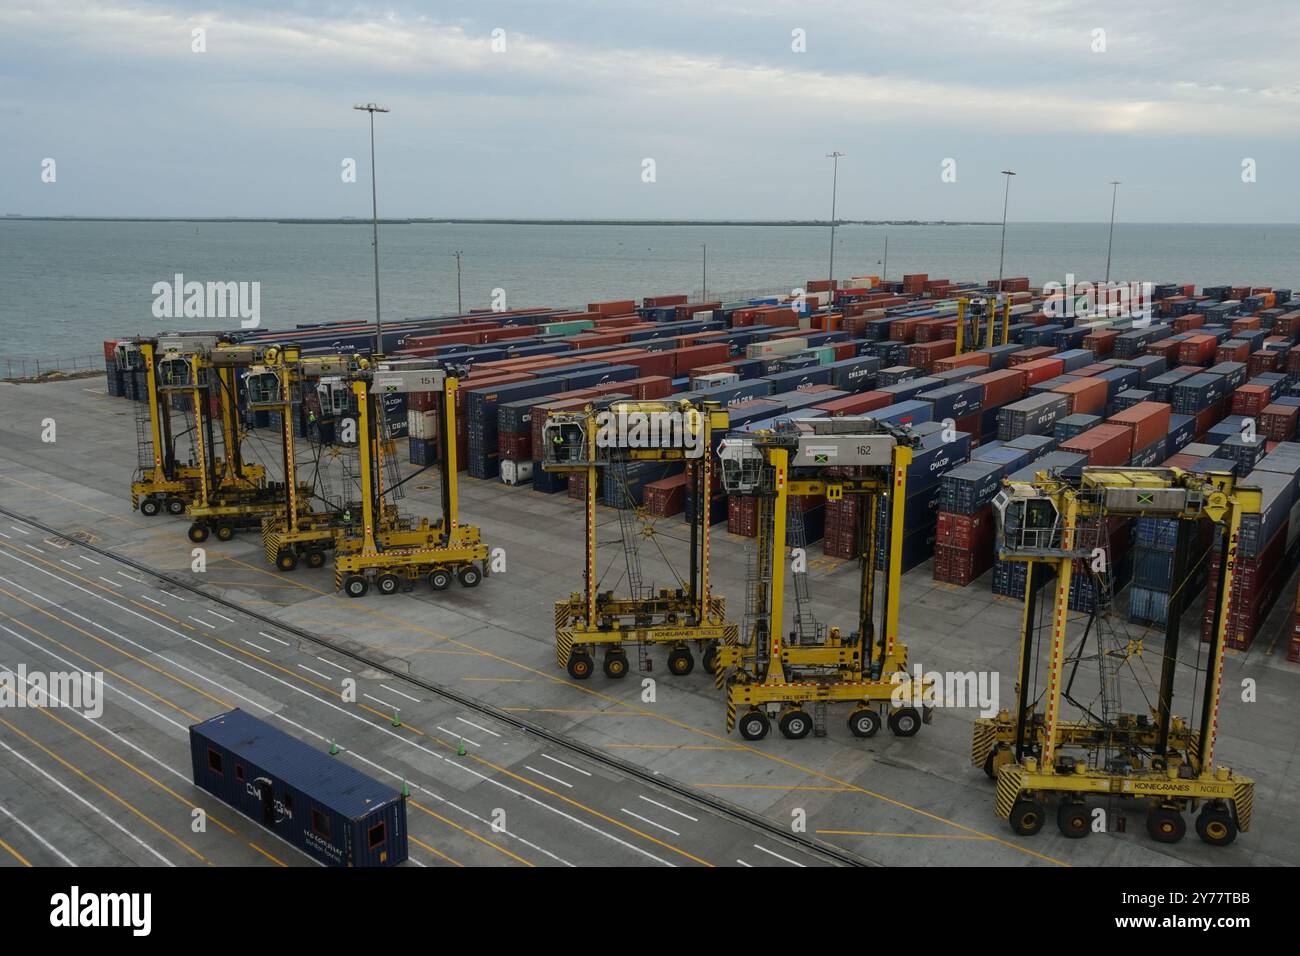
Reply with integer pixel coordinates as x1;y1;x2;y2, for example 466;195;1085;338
329;740;339;755
391;710;401;728
457;739;466;756
401;781;410;798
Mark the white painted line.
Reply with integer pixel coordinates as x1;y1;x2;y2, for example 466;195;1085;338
187;615;216;629
621;808;680;837
0;803;77;866
241;639;270;654
78;555;100;565
116;570;144;583
138;594;166;607
25;545;44;554
381;684;420;704
166;590;184;600
737;858;753;867
0;531;10;539
298;664;333;681
456;716;500;737
363;692;401;711
316;656;351;673
541;753;592;777
638;795;698;822
97;576;122;588
0;739;173;867
9;525;31;535
752;844;806;867
524;765;572;788
436;726;479;748
59;560;82;571
205;609;235;624
258;631;289;646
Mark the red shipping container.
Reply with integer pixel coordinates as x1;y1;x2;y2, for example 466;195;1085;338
815;392;893;416
587;299;637;316
727;495;757;537
1009;346;1055;365
1231;316;1260;333
1016;357;1066;386
932;544;994;585
1052;377;1108;415
935;506;996;550
625;376;674;400
955;412;981;437
969;369;1026;407
907;340;956;371
933;352;990;372
1216;340;1250;364
1248;349;1283;375
643;294;688;309
1083;329;1120;357
1172;313;1207;332
1232;384;1272;416
1060;424;1133;466
832;342;857;360
1274;313;1300;337
1145;339;1183;363
1260;403;1299;441
889;317;926;343
1163;453;1201;468
1108;402;1171;453
644;474;688;516
669;343;731;377
1177;334;1217;365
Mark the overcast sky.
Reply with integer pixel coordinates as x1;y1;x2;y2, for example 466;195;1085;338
2;0;1298;222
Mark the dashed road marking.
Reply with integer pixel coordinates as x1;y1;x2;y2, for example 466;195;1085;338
753;843;805;867
621;808;679;837
638;795;698;822
541;753;592;777
456;716;500;737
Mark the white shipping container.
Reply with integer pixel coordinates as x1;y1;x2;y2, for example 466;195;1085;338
500;459;534;486
407;409;439;440
745;337;808;359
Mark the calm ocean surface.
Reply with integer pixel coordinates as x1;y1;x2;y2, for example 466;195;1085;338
1;219;1298;360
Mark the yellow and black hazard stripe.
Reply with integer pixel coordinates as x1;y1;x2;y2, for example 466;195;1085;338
1233;782;1254;831
556;630;574;669
725;693;737;733
970;719;998;769
994;765;1025;821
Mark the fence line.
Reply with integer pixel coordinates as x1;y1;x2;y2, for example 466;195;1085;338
1;354;104;380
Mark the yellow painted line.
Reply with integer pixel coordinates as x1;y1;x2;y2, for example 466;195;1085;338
408;800;532;867
0;834;32;867
247;842;288;866
0;474;142;526
0;583;227;714
461;677;530;683
5;491;1064;866
0;608;203;724
700;783;857;792
0;716;208;863
817;829;994;841
410;834;464;867
608;744;745;752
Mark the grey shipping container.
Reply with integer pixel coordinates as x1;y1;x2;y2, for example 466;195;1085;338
997;393;1069;440
190;708;408;867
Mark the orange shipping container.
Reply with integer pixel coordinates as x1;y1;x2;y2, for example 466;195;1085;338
1052;377;1108;415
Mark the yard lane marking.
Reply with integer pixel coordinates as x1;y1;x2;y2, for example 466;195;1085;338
0;805;69;865
298;664;333;681
382;684;420;703
456;716;501;738
621;808;679;837
241;639;271;654
541;753;592;777
524;765;572;788
753;843;805;867
639;795;698;823
258;632;289;646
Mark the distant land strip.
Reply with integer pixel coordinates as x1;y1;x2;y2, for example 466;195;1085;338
1;215;997;227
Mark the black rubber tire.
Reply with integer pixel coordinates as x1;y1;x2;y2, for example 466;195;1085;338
377;573;401;595
1009;799;1045;836
343;574;368;598
1057;801;1091;839
983;745;1008;780
848;708;881;738
188;523;209;543
1147;807;1187;844
738;711;770;741
276;550;298;572
1195;807;1237;847
428;569;451;591
166;497;187;516
888;706;922;737
667;648;694;677
567;653;594;680
140;498;161;517
305;550;326;569
602;651;629;679
457;565;482;588
779;710;813;740
702;645;718;674
215;524;235;542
